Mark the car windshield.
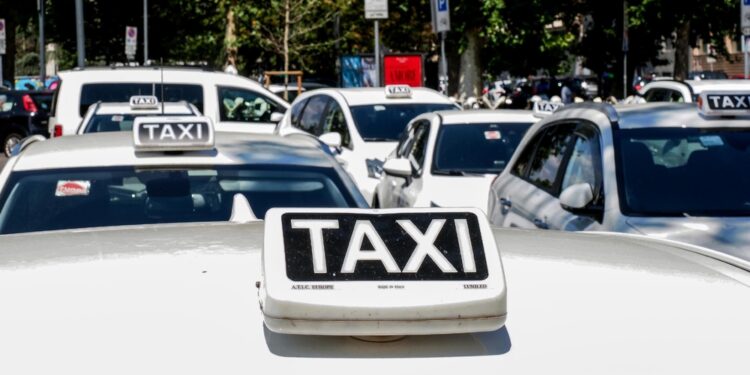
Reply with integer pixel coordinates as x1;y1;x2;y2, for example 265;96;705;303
350;103;457;141
83;113;186;133
0;166;357;234
433;123;532;175
617;127;750;216
30;94;53;112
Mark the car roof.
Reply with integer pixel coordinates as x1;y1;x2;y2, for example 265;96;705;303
0;223;748;373
550;102;750;129
615;102;750;129
91;101;195;115
685;79;750;93
320;87;454;106
436;109;536;125
11;131;337;171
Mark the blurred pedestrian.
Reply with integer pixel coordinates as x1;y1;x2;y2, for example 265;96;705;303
561;82;573;104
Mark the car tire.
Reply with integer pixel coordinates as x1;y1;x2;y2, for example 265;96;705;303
3;132;24;158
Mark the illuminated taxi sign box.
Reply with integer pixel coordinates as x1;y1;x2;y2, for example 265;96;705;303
132;116;214;152
698;91;750;117
260;208;507;337
129;95;159;110
533;100;564;118
385;85;413;99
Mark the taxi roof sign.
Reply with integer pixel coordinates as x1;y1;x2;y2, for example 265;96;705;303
533;100;564;118
129;95;160;110
132;116;215;152
698;91;750;117
260;207;507;337
385;85;412;99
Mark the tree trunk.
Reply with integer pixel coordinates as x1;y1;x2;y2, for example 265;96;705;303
673;20;691;81
2;18;17;87
283;0;290;100
224;0;238;69
458;28;482;101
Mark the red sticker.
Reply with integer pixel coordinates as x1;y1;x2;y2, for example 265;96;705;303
484;131;502;140
56;181;91;197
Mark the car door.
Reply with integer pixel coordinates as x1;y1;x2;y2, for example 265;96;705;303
498;123;576;229
216;86;286;134
543;122;605;231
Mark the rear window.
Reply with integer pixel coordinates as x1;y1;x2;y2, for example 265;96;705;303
30;94;53;113
79;83;203;116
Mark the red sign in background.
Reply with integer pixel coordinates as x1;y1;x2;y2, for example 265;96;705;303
383;55;423;87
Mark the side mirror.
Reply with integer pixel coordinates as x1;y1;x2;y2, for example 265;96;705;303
559;183;594;211
270;112;285;123
319;132;342;149
382;158;412;178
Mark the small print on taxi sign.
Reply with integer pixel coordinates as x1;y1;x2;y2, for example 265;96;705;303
260;208;507;337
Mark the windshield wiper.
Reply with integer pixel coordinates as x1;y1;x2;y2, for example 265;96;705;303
363;137;395;142
432;170;487;176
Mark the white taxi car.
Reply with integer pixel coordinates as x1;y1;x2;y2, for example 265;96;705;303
639;79;750;103
374;110;535;211
0;115;366;234
50;66;289;137
488;96;750;261
276;85;458;203
1;207;749;374
77;95;200;133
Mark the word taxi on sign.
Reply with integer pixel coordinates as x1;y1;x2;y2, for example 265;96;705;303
132;116;215;151
698;91;750;116
385;84;413;99
129;95;159;110
260;208;507;337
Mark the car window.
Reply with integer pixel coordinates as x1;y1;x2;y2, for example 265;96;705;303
321;100;351;148
561;125;601;192
526;124;576;194
218;86;281;123
433;123;532;174
511;129;546;177
0;94;17;112
0;166;359;235
396;123;416;158
408;121;430;174
80;83;203;116
349;103;457;141
298;95;331;136
645;88;683;103
290;98;309;127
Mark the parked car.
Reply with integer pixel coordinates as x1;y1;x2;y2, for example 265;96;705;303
0;90;53;157
49;66;289;137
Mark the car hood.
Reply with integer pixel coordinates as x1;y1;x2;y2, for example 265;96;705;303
428;175;497;213
626;216;750;261
359;141;398;161
1;223;749;374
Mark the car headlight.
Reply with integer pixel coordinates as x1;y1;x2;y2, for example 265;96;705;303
366;158;384;179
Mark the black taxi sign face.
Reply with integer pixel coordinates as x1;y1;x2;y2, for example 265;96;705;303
260;208;507;336
132;116;214;151
533;100;564;117
282;212;488;281
699;91;750;116
129;95;159;109
385;85;412;98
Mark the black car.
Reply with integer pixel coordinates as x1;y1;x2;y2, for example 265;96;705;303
0;90;53;157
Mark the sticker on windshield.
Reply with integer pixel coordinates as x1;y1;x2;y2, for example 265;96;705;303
484;130;501;140
111;115;124;122
699;135;724;147
374;105;386;111
55;181;91;197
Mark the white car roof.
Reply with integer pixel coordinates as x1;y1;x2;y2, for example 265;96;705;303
435;109;536;125
0;223;748;373
550;102;750;130
58;67;289;108
323;87;455;106
90;101;195;115
11;131;338;171
686;79;750;94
